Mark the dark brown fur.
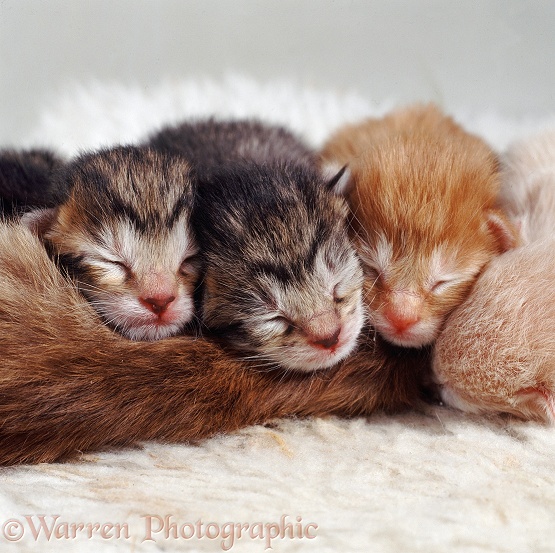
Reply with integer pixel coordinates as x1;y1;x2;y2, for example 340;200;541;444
0;148;66;216
148;118;365;371
0;222;428;465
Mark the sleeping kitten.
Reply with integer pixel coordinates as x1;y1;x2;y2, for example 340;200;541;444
0;221;429;465
148;119;365;372
433;238;555;422
24;146;199;341
321;104;517;348
0;148;65;215
149;118;317;177
433;129;555;421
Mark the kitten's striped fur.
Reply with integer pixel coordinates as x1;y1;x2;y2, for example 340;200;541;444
149;119;365;372
25;146;199;341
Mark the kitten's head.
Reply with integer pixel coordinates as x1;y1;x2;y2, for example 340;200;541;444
500;129;555;244
24;146;199;341
347;133;517;349
433;238;555;423
194;162;364;372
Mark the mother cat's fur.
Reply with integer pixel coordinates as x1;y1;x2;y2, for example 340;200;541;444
0;223;428;465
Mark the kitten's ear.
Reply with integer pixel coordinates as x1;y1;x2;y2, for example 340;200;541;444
21;207;59;238
322;162;353;196
516;386;555;423
485;209;519;253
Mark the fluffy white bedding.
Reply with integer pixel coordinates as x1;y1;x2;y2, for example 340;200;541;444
3;75;554;553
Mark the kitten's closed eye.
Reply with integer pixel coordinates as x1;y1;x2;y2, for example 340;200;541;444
332;282;352;303
429;276;465;294
95;257;132;279
361;264;382;282
202;241;364;373
266;314;295;336
179;252;201;276
109;259;130;271
321;103;517;350
150;118;365;371
333;284;347;303
357;235;486;348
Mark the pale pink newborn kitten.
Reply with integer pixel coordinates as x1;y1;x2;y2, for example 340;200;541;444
433;129;555;421
499;128;555;242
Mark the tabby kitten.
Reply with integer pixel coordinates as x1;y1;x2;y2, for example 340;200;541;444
149;119;365;372
24;146;199;341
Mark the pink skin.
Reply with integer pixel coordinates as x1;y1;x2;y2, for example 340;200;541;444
91;272;194;341
373;296;438;348
137;272;179;317
303;309;342;350
292;307;364;371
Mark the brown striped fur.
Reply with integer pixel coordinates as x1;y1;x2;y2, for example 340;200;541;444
148;119;365;372
24;146;199;341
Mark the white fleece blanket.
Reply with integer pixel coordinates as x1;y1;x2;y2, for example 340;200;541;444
3;75;555;553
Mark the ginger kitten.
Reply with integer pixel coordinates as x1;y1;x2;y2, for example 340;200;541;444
321;104;517;348
434;129;555;421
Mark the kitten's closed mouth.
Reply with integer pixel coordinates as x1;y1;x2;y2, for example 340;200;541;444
103;298;192;341
124;320;186;342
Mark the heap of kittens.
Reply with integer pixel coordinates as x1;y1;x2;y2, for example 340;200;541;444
2;120;365;372
321;104;517;349
433;129;555;422
147;119;365;371
0;220;427;465
0;105;524;465
23;146;200;341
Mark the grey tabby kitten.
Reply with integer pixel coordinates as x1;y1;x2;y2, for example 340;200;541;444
149;118;365;372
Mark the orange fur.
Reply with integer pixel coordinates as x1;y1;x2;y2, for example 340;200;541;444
321;104;517;348
434;130;555;421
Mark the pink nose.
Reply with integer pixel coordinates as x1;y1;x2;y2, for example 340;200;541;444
309;327;341;350
140;295;176;315
384;310;419;333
